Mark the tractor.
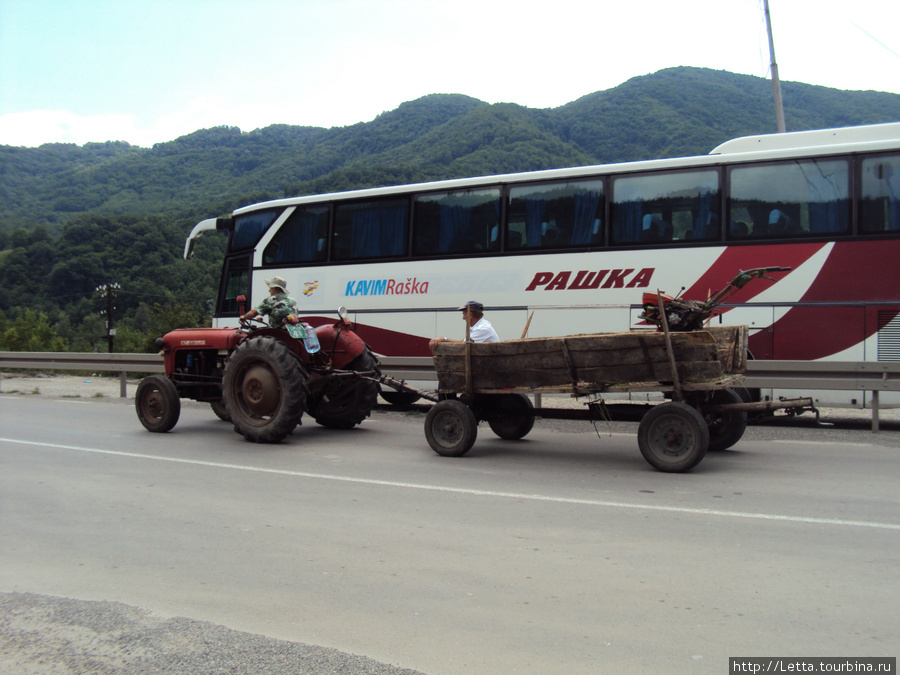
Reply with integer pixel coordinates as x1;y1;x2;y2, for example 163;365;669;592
135;300;380;443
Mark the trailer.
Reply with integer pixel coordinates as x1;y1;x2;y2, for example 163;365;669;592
394;317;813;473
375;270;814;472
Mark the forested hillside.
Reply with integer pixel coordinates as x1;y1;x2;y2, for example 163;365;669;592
1;66;898;353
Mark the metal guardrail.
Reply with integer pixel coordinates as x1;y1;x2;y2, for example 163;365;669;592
0;352;165;398
3;352;899;429
0;353;435;379
745;360;900;392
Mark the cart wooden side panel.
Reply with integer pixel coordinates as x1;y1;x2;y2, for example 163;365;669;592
431;326;747;394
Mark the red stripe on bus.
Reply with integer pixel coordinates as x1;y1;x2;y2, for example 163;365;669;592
751;241;900;359
303;316;432;356
682;242;826;305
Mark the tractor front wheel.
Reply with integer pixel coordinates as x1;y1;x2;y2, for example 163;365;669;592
135;375;181;433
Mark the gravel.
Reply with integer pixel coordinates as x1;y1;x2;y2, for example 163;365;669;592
0;592;425;675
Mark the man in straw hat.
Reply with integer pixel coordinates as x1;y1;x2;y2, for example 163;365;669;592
240;276;299;328
429;300;499;350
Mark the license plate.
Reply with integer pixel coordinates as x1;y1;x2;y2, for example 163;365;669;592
286;323;308;339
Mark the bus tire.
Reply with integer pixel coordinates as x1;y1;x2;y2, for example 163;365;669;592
223;337;308;443
485;393;535;440
310;349;380;429
379;388;421;409
638;402;709;473
425;399;478;457
701;388;748;452
135;375;181;433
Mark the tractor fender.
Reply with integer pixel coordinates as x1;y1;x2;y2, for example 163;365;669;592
314;323;367;369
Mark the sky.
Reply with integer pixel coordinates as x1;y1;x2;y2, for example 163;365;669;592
0;0;898;148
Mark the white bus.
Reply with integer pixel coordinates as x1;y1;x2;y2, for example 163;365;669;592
185;122;900;406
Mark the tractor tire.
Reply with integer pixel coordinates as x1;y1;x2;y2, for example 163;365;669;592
310;349;381;429
223;337;308;443
210;400;230;421
135;375;181;433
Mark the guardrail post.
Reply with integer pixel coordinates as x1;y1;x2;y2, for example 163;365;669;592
872;390;880;433
120;371;128;398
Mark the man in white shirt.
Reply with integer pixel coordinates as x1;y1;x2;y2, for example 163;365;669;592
430;300;499;350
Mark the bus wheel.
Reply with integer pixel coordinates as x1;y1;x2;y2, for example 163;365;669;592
699;388;748;452
223;337;308;443
135;375;181;433
425;399;478;457
638;402;709;472
484;393;535;440
310;349;380;429
379;388;421;409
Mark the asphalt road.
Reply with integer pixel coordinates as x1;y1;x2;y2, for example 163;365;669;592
1;394;898;674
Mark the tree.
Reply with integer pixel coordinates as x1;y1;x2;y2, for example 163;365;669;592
0;308;68;352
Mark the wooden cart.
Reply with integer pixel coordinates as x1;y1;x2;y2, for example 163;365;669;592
423;323;763;472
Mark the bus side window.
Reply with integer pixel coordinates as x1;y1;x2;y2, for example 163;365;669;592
611;170;719;246
860;154;900;233
412;188;500;256
333;198;409;261
508;179;603;250
728;158;850;240
263;205;328;265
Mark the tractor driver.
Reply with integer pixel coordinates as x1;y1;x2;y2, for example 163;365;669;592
240;276;299;328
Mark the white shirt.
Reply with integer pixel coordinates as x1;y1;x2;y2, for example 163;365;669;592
469;317;500;343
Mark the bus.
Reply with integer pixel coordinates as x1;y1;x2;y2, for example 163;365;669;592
184;121;900;407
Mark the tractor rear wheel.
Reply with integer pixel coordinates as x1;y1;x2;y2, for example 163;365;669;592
310;349;381;429
223;337;308;443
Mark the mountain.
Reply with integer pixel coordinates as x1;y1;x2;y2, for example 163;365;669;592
0;66;898;352
2;66;899;238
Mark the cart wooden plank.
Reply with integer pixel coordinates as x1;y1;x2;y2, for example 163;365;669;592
431;326;747;394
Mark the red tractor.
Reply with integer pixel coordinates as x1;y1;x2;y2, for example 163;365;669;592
135;301;380;443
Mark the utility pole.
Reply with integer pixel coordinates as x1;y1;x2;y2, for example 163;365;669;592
763;0;787;132
96;282;120;353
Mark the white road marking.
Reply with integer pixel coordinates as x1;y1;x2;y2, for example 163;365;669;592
3;437;898;531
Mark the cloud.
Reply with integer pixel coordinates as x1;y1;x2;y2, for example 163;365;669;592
0;110;145;147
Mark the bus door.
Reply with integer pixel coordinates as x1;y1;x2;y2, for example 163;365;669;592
215;254;251;325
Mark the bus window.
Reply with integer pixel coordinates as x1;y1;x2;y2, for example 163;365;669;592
229;209;280;252
728;158;850;239
860;154;900;233
218;255;250;316
507;179;603;250
413;188;500;256
332;197;409;261
263;205;329;265
610;170;720;246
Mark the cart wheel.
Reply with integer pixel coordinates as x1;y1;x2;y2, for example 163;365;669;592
425;399;478;457
701;388;748;452
638;402;709;472
485;393;535;440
